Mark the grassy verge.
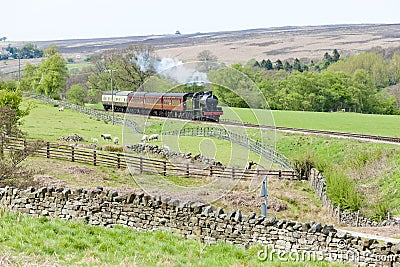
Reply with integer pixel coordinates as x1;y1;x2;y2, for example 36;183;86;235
0;211;346;266
275;132;400;217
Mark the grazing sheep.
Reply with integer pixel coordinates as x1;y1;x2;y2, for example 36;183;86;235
101;134;112;140
58;106;64;111
141;134;149;142
91;138;99;143
113;137;119;145
148;134;159;141
245;160;256;170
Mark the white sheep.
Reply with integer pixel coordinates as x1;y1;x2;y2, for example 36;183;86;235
58;106;64;111
148;134;159;141
91;138;99;143
113;137;119;145
162;144;170;151
101;134;112;140
141;134;149;142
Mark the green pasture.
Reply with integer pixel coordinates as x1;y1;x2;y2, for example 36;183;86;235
66;62;93;71
222;107;400;137
0;211;344;266
20;99;126;145
20;99;274;168
19;98;400;217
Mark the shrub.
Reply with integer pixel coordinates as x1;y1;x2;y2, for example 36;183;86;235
103;145;123;153
324;168;362;212
292;150;316;179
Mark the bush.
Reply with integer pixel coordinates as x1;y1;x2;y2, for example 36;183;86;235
293;150;316;179
103;145;123;152
371;200;390;221
324;168;362;212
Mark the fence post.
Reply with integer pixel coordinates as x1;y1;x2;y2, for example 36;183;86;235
46;142;50;158
71;146;75;162
186;163;189;178
278;170;282;178
93;150;97;166
117;153;121;168
140;157;143;174
23;140;27;157
232;167;235;179
337;204;341;224
356;210;360;227
210;165;213;176
163;160;167;176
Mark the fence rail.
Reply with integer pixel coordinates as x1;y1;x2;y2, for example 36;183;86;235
162;127;293;170
6;138;299;180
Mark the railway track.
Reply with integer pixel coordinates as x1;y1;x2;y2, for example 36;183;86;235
218;119;400;144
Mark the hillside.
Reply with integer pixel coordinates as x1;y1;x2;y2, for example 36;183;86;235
18;24;400;64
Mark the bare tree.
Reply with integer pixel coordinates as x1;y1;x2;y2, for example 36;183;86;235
197;50;218;71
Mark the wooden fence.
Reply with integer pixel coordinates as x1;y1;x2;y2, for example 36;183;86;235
6;138;299;180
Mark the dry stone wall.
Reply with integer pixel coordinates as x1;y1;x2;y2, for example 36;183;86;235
0;186;399;266
309;169;400;227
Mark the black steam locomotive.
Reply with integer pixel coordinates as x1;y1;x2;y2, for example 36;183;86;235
102;90;223;121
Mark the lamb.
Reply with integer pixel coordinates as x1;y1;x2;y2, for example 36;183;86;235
101;134;112;140
245;160;256;170
113;137;119;145
148;134;159;141
91;138;99;143
58;106;64;111
141;134;149;142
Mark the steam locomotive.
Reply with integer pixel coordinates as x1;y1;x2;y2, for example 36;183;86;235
102;90;223;121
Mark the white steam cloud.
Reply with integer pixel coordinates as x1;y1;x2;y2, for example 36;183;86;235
135;55;208;84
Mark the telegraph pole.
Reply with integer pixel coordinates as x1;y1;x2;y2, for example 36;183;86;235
106;69;117;125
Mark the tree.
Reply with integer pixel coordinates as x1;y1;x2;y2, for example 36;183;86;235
265;59;273;70
67;84;86;105
284;61;292;72
34;46;68;98
293;58;302;72
0;87;40;186
275;59;283;70
88;44;157;99
197;50;218;71
333;49;340;62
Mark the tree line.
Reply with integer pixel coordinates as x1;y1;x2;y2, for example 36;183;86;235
253;49;340;73
208;48;400;114
0;43;43;60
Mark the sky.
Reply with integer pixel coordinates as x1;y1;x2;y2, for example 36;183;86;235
1;0;399;41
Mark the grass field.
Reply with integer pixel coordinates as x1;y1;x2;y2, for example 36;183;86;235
0;211;346;266
222;107;400;137
20;98;400;217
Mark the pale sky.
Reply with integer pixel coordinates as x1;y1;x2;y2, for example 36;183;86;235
1;0;399;41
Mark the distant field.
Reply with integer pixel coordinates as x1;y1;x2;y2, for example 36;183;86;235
222;107;400;137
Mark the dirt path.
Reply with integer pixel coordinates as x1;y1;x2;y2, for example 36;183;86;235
339;227;400;243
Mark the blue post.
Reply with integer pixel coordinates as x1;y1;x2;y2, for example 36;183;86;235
259;175;268;217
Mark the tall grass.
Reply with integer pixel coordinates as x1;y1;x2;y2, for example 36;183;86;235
0;211;345;266
324;168;363;212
